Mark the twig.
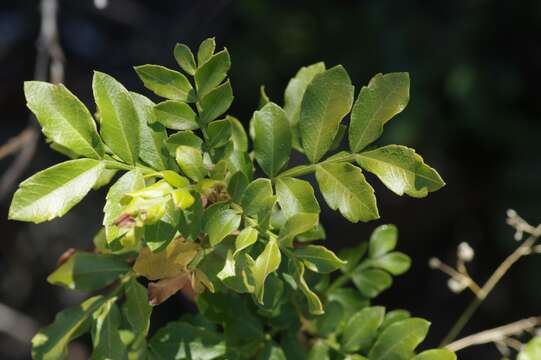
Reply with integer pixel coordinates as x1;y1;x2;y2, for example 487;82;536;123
0;302;39;343
446;316;541;352
440;220;541;346
0;128;36;160
0;0;64;201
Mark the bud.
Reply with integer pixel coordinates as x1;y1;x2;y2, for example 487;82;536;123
457;242;474;262
447;278;466;294
428;257;441;269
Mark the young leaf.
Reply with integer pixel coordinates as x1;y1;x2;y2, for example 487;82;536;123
166;130;203;154
294;245;346;273
349;72;410;152
315;163;379;223
253;102;292;177
123;279;152;335
279;212;319;247
195;49;231;98
368;318;430;360
90;298;127;360
356;145;445;198
134;65;195;102
241;178;275;217
198;80;234;125
197;37;216;66
149;321;226;360
131;92;168;171
32;296;106;360
93;71;139;164
275;177;319;219
381;310;411;331
341;306;385;353
176;145;207;181
351;268;392;298
144;199;180;252
412;349;457;360
518;337;541;360
9;159;104;223
207;118;232;148
292;259;323;315
300;65;354;163
47;252;130;291
369;252;411;275
234;227;259;255
24;81;104;159
154;100;198;130
174;43;197;75
203;207;241;246
252;238;281;302
369;224;398;258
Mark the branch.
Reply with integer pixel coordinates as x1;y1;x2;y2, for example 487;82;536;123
0;302;38;343
0;0;64;200
446;316;541;352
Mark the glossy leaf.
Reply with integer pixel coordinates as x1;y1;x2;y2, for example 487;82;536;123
154;100;198;130
368;318;430;360
279;212;319;247
24;81;104;159
203;206;241;246
356;145;445;198
341;306;385;353
349;73;410;152
234;227;259;255
195;49;231;98
352;268;392;298
228;171;248;203
294;245;346;273
252;238;281;302
144;199;180;252
197;38;216;66
369;252;411;275
207;118;232;148
275;177;319;219
90;298;127;360
176;145;207;181
253;102;292;177
292;259;323;314
9;159;104;223
315;162;379;223
47;252;130;291
174;43;196;75
381;310;411;331
135;65;195;101
369;224;398;258
228;115;248;152
412;349;457;360
241;178;275;217
166;130;203;154
300;65;354;163
93;71;139;164
199;80;234;125
123;279;152;335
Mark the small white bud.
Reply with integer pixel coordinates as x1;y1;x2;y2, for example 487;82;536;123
428;257;441;269
94;0;108;10
447;278;466;294
506;209;517;218
514;231;523;241
457;242;474;262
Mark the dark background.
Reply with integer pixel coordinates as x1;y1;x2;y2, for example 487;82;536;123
1;0;540;359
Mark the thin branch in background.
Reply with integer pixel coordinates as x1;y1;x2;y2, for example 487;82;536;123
433;210;541;348
0;0;64;201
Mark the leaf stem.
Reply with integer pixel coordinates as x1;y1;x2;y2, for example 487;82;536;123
277;153;357;179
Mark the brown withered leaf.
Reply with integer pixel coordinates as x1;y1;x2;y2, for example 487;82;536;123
133;237;199;280
148;272;190;306
191;268;215;294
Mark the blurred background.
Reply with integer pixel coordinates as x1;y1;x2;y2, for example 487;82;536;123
1;0;540;359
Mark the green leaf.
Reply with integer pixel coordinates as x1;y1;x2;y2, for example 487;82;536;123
381;310;411;331
327;288;369;320
203;206;241;246
195;49;231;98
9;159;104;223
24;81;104;159
369;252;411;275
199;80;234;125
349;72;410;152
154;100;198;130
90;298;127;360
197;38;216;66
241;178;275;217
47;252;130;291
300;65;354;163
258;343;286;360
259;85;270;109
166;130;203;155
174;43;196;75
351;268;392;298
103;169;145;242
123;279;152;335
368;318;430;360
315;301;344;336
252;102;292;177
93;168;117;190
228;115;248;152
279;212;319;247
149;321;226;360
275;177;319;220
412;349;457;360
342;306;385;353
234;227;259;255
339;242;367;274
291;259;323;314
228;171;248;203
330;124;347;151
131;92;169;171
315;163;379;223
518;337;541;360
93;71;139;164
207;118;232;148
144;199;180;251
135;65;195;101
294;245;346;273
32;296;106;360
176;145;207;181
369;224;398;258
252;238;281;303
356;145;445;198
307;341;330;360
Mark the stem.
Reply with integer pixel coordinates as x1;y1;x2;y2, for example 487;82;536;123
441;227;541;346
104;159;155;175
277;153;356;179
